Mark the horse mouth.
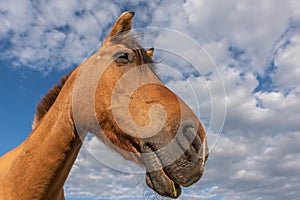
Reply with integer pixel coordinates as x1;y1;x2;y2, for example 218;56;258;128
145;167;182;198
141;140;205;199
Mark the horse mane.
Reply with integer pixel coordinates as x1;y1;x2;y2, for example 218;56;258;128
32;71;72;129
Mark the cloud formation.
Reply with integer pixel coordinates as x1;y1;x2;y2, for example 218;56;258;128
1;0;300;199
0;0;120;72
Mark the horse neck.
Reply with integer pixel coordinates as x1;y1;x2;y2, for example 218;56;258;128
0;69;82;199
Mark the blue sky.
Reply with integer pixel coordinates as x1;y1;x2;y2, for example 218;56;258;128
0;61;68;155
1;0;300;200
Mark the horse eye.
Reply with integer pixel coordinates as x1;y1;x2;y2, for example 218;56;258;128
114;52;134;66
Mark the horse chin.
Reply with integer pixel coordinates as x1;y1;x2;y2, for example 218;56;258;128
145;168;182;199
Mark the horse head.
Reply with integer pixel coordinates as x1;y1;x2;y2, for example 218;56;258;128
76;11;208;198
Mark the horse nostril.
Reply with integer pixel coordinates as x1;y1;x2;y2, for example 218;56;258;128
183;126;201;153
176;123;202;154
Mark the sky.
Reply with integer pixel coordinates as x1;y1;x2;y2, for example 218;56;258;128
0;0;300;199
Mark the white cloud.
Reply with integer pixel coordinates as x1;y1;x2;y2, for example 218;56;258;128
0;1;34;35
204;131;300;200
183;0;297;74
273;34;300;92
0;0;120;72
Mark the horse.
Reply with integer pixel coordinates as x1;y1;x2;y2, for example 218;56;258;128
0;11;208;199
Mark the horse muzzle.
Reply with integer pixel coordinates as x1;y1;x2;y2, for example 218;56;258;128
140;121;208;198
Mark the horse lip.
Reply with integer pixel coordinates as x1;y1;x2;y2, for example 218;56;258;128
145;167;182;198
180;173;202;187
142;144;202;198
141;133;206;198
142;143;182;198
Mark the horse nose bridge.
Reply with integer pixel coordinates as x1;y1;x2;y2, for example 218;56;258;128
177;97;199;122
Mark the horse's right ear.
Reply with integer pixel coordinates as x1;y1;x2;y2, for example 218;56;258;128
106;11;134;40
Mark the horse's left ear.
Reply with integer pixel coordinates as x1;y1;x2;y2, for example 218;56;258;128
106;11;134;39
146;48;154;60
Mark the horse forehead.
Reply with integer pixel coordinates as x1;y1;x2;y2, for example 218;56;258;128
98;43;128;57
